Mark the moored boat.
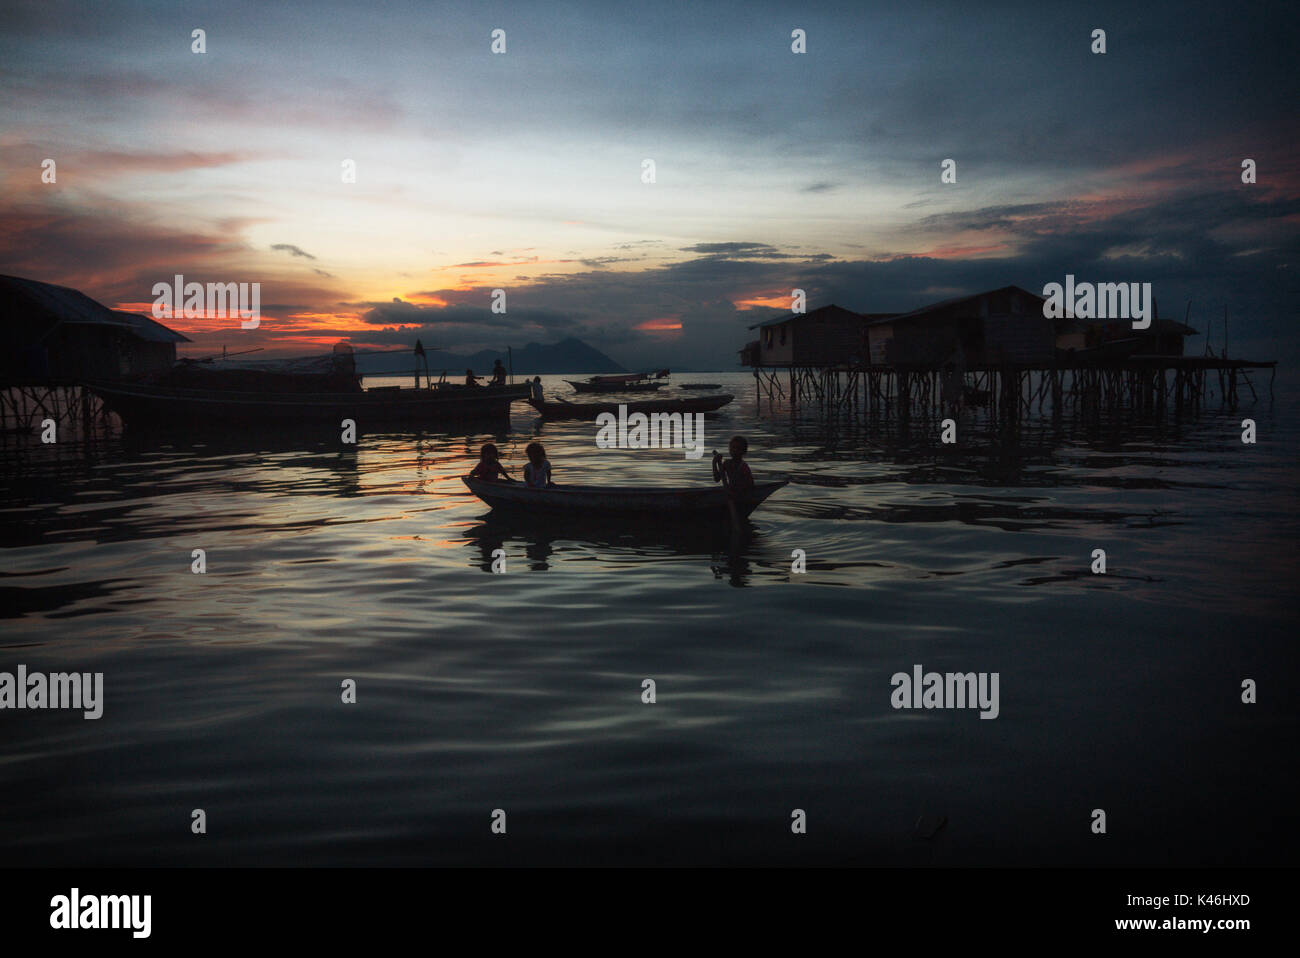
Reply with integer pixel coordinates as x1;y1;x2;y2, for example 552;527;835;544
85;379;532;428
84;342;534;428
566;378;665;393
565;370;670;393
528;394;734;420
462;475;787;518
679;383;722;390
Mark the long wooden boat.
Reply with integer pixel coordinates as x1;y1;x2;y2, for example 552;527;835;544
463;475;787;518
565;379;665;393
528;394;734;420
85;379;532;427
679;383;722;390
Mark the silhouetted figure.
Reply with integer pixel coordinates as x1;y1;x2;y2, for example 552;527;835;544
469;442;513;482
713;435;755;529
523;441;553;488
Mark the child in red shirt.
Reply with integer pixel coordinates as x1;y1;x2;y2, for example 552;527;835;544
469;443;513;482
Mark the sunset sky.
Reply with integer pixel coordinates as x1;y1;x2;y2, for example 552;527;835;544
3;0;1297;368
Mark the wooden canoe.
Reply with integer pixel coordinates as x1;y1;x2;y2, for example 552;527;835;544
679;383;722;390
463;475;787;517
528;394;734;419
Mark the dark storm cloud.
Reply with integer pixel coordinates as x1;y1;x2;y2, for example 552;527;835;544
579;256;637;268
2;0;1296;368
678;243;801;260
359;298;580;333
0;204;249;305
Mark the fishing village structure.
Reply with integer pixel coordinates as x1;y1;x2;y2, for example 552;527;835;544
740;286;1275;420
1;274;190;435
2;274;536;437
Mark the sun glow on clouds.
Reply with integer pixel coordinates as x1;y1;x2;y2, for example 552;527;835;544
636;317;682;332
921;243;1008;259
733;293;792;310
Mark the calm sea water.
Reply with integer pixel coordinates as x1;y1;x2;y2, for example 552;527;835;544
1;372;1296;866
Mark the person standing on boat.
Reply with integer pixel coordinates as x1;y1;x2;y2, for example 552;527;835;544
529;376;544;402
523;442;553;488
491;359;507;385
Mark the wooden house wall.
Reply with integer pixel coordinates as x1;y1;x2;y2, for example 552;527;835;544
983;312;1056;365
791;312;865;364
867;324;893;364
118;339;177;376
887;319;963;367
2;325;175;382
757;322;794;365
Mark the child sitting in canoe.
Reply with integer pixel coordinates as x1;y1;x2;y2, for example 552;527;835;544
713;435;755;528
469;442;514;482
523;441;553;488
713;435;755;498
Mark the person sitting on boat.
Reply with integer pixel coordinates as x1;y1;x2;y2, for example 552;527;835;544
491;360;507;385
529;376;544;402
712;435;755;500
523;442;553;488
465;368;480;387
469;442;514;482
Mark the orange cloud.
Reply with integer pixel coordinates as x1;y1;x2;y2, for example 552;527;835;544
636;317;682;331
733;293;791;309
921;243;1009;259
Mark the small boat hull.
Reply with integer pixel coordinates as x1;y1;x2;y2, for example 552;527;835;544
463;476;787;518
529;394;734;420
679;383;722;390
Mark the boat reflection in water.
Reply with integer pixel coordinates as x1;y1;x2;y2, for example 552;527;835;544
461;475;785;517
460;509;769;587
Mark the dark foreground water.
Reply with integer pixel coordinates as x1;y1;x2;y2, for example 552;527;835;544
1;373;1296;866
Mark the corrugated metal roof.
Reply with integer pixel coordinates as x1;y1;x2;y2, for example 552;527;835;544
1;275;189;344
864;285;1046;326
0;274;132;327
113;311;192;343
747;303;872;330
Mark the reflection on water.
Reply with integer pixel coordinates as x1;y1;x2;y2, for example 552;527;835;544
0;373;1296;865
462;512;768;587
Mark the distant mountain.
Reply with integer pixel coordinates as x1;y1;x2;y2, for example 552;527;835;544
355;337;627;376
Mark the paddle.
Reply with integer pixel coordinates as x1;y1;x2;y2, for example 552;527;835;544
713;449;742;531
